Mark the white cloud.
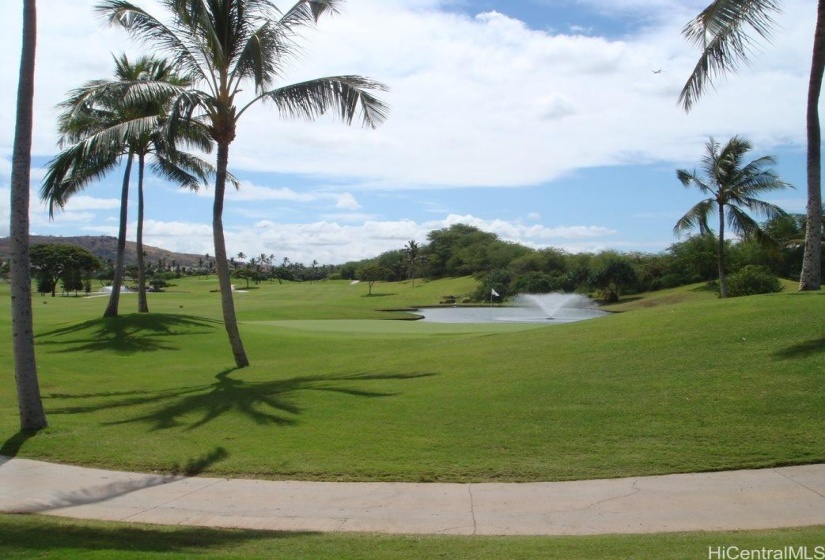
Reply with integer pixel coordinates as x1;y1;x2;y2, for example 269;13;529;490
204;181;362;211
2;0;814;190
0;0;816;265
437;214;616;241
225;0;813;189
335;192;361;210
121;213;621;265
60;195;122;212
319;212;376;222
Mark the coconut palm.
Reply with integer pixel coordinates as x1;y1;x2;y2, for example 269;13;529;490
679;0;825;291
10;0;48;431
98;0;389;367
405;239;420;287
42;54;214;316
674;136;792;297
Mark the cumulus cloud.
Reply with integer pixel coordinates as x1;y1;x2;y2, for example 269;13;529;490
7;0;809;185
60;195;122;212
0;0;814;262
111;213;620;265
209;180;361;210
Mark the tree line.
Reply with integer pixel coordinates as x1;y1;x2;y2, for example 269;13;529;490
338;213;822;303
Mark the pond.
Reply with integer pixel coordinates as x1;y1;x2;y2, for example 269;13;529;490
414;293;608;324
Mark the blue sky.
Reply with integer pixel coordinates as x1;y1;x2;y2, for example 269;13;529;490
0;0;815;264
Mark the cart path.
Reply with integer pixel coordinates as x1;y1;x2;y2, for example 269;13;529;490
1;457;823;535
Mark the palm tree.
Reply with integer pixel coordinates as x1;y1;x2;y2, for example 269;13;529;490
98;0;389;367
405;239;420;287
10;0;48;431
674;136;792;297
679;0;825;291
42;54;213;316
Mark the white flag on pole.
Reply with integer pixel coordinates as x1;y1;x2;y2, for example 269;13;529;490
491;288;499;297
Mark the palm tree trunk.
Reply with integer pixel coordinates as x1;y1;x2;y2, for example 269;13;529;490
213;141;249;368
103;153;133;318
800;0;825;291
136;152;149;312
718;204;728;298
10;0;47;431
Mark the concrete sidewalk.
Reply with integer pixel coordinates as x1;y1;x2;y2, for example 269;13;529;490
1;456;823;535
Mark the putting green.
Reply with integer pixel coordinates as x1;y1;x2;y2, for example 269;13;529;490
242;319;551;336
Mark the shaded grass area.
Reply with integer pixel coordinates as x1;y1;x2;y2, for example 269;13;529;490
1;514;824;560
0;279;823;482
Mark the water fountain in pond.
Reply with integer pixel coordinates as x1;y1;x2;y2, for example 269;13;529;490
513;293;602;320
100;285;133;293
415;293;607;324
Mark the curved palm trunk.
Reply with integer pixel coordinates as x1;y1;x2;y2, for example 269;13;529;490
136;153;149;312
10;0;47;431
213;141;249;368
800;0;825;291
103;153;133;318
718;204;728;298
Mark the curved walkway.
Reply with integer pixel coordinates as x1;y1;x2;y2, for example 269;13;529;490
1;457;824;535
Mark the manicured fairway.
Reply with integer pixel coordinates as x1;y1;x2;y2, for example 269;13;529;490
1;278;823;482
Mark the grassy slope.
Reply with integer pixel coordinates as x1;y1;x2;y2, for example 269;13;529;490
0;277;823;482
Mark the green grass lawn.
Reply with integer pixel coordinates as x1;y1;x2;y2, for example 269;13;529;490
1;277;823;482
2;513;824;560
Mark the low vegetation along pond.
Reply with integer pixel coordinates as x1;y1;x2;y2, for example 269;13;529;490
414;293;608;324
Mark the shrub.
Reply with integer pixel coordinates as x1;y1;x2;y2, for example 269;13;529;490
725;265;783;297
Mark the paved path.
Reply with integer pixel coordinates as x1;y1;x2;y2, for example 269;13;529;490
1;457;824;535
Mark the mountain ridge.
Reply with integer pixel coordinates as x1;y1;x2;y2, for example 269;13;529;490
0;235;206;268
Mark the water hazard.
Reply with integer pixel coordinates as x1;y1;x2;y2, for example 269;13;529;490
415;293;608;324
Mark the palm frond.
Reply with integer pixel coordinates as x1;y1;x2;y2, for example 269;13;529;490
165;89;211;144
679;0;780;111
676;168;714;195
256;75;390;128
162;116;214;153
96;0;214;88
40;145;122;217
726;204;763;238
150;155;205;191
674;199;716;237
231;19;293;92
279;0;340;29
740;196;788;219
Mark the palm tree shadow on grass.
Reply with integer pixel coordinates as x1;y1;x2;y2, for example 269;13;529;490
1;516;315;556
35;313;220;354
48;369;436;432
773;337;825;360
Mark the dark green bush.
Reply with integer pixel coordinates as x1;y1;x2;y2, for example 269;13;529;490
725;265;783;297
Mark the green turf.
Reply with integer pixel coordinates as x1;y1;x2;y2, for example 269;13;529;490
1;277;823;482
1;514;823;560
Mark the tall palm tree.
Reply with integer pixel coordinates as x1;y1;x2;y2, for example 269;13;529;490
679;0;825;291
10;0;48;431
42;54;214;316
674;136;792;297
405;239;420;287
98;0;389;367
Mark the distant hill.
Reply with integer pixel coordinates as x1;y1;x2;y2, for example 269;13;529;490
0;235;205;268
